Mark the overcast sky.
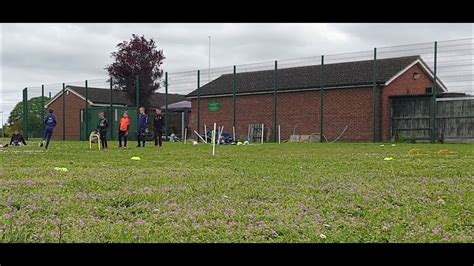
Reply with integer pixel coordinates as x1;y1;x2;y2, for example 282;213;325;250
1;23;473;121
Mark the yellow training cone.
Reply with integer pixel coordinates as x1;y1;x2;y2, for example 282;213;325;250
408;149;426;156
437;149;456;156
438;149;449;156
384;157;394;161
131;156;141;161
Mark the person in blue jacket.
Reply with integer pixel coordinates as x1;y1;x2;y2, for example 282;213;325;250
40;108;57;149
137;107;148;147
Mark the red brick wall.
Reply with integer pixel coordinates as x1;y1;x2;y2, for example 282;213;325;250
189;63;436;142
189;87;376;142
47;91;88;140
188;96;265;141
322;87;375;141
381;64;435;140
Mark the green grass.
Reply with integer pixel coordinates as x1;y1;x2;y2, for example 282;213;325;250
0;141;473;243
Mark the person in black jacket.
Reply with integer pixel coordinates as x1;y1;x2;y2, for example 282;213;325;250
137;107;148;148
97;112;109;150
153;108;164;147
10;130;27;146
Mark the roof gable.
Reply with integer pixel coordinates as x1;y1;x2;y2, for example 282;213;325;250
45;86;186;108
384;58;447;91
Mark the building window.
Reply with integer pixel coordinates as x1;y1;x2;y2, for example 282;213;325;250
426;87;433;94
413;72;421;80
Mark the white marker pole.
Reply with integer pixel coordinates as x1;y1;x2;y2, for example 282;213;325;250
233;126;236;141
261;124;264;144
218;126;224;145
194;130;206;143
278;124;281;144
204;124;208;143
247;125;251;143
212;122;217;156
184;127;187;144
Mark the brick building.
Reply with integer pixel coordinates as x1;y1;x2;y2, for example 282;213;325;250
45;86;186;140
186;56;446;141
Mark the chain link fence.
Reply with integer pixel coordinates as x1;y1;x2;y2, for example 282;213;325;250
16;38;473;143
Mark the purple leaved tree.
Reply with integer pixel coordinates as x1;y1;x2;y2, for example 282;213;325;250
105;34;166;108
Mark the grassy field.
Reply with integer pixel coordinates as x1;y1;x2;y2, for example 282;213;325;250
0;140;472;243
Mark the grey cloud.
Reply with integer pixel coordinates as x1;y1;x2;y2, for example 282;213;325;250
334;23;473;47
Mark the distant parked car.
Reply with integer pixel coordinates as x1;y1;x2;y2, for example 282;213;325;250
206;130;234;144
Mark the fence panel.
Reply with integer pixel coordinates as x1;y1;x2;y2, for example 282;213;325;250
323;50;375;142
36;83;64;141
437;38;473;96
167;70;197;140
21;86;42;140
437;98;474;140
277;56;322;143
196;66;234;142
84;78;115;140
234;61;275;143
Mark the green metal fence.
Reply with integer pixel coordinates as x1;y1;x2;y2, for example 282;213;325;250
17;38;473;143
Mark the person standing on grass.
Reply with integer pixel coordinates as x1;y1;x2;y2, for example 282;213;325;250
137;107;148;148
10;130;27;146
40;108;57;149
118;111;131;148
97;111;109;150
153;108;164;147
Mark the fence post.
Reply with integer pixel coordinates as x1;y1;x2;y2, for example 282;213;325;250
85;80;88;140
233;65;236;133
431;41;438;143
197;70;200;134
320;55;324;143
41;85;45;139
62;83;66;141
110;78;113;139
23;88;28;140
274;61;278;142
26;88;29;140
372;48;377;142
136;75;140;136
22;89;25;137
165;72;168;139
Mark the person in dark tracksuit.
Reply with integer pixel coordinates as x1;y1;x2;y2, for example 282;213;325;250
97;112;109;150
40;108;57;149
137;107;148;148
10;130;27;146
153;108;164;147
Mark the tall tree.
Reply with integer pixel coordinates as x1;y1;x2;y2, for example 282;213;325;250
106;34;165;108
